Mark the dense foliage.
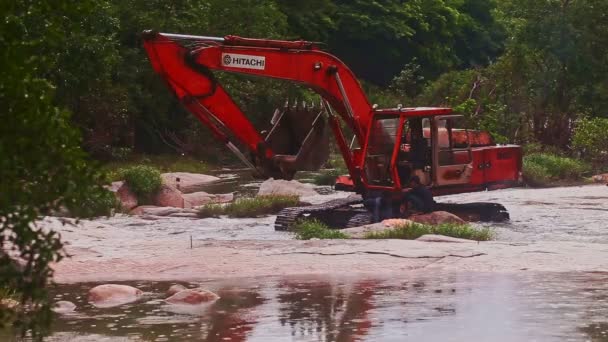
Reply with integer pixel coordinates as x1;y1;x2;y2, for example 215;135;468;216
0;0;114;337
25;0;603;166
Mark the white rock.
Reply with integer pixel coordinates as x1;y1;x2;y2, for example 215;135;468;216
161;172;220;193
257;179;316;197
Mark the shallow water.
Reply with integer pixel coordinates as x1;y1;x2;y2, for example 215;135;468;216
37;272;608;341
95;180;608;244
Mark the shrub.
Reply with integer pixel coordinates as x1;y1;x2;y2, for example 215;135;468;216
67;188;119;218
312;168;345;186
293;220;349;240
198;195;299;218
121;165;162;202
572;117;608;166
364;222;493;241
523;153;590;186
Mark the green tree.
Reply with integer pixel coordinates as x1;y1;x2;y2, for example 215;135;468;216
1;0;112;337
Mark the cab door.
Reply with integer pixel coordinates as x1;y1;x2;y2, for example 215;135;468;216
431;115;474;186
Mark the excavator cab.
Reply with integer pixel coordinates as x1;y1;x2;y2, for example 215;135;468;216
359;109;485;193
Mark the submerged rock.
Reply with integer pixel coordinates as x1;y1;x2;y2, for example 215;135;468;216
53;300;76;314
161;172;220;193
165;288;219;305
154;184;184;208
257;179;317;197
88;284;143;308
183;191;234;209
167;284;187;297
409;211;466;225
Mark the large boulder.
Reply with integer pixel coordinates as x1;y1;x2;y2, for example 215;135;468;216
161;172;220;194
257;179;316;197
183;191;234;209
115;183;138;211
409;211;466;225
88;284;143;308
165;288;219;305
153;184;184;208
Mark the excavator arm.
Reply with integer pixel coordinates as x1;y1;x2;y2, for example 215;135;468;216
142;31;372;182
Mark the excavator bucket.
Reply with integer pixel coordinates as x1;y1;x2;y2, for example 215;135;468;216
263;101;330;178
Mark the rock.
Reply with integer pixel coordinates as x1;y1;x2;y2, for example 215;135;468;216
592;174;608;183
116;183;138;211
416;234;476;243
88;284;143;308
154;184;184;208
165;288;219;305
108;181;124;192
53;300;76;314
343;219;415;238
342;223;391;239
183;191;234;209
167;284;187;297
257;179;316;197
409;211;466;225
130;206;196;217
161;172;220;194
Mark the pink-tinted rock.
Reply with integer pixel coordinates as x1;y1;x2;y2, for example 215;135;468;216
409;211;466;225
416;234;475;243
257;179;316;197
161;172;220;193
592;174;608;183
167;284;187;297
88;284;143;308
165;288;219;305
53;300;76;314
116;183;138;211
183;192;234;209
153;184;184;208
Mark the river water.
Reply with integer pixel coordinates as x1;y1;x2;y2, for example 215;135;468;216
42;272;608;341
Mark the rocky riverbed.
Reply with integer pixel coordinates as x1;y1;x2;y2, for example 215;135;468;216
45;184;608;283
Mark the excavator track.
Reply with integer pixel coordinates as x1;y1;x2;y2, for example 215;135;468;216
275;197;509;231
275;196;365;231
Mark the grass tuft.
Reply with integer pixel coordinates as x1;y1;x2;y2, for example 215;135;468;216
311;168;346;186
198;195;299;218
364;222;493;241
293;219;349;240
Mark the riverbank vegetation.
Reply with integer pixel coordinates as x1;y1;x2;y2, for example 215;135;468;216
523;153;591;187
197;195;300;218
121;165;162;203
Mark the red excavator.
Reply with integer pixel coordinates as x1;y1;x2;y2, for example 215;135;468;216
142;31;522;229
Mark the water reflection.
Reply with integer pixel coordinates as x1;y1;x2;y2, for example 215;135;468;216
41;272;608;341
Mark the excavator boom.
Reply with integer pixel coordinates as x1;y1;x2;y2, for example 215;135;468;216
142;31;372;182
